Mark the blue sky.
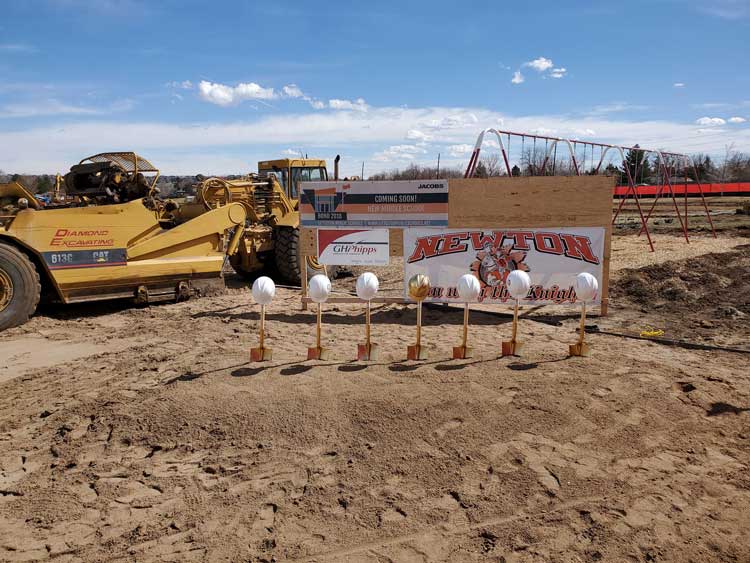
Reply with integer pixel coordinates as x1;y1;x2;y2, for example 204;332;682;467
1;0;749;176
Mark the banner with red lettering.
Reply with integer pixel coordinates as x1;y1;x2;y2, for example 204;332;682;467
403;227;605;304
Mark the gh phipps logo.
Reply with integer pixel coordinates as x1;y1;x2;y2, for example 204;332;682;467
332;243;378;255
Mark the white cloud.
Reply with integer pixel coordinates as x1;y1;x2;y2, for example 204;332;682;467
0;98;133;118
530;127;558;136
588;102;649;115
480;138;500;149
282;148;301;156
692;102;732;109
698;0;750;19
198;80;277;106
167;80;193;90
0;43;36;53
550;68;567;79
673;82;685;88
424;113;478;130
524;57;554;72
329;98;368;112
282;84;304;98
573;128;597;137
109;99;135;112
278;84;326;108
196;80;313;106
518;57;568;80
728;116;747;123
2;104;749;174
405;129;432;142
447;144;473;157
372;143;428;162
695;116;727;126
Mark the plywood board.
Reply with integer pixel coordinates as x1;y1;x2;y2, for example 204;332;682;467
446;176;613;228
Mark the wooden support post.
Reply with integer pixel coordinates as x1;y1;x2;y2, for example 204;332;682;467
452;303;473;359
357;300;379;360
251;304;272;361
301;257;309;311
569;302;591;357
307;302;329;360
501;299;524;357
407;301;428;360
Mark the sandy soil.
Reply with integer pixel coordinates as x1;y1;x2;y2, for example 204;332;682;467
1;232;749;562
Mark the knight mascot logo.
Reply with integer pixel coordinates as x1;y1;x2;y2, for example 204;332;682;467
470;242;530;288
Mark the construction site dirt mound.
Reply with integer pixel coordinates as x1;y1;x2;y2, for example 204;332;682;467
611;244;749;347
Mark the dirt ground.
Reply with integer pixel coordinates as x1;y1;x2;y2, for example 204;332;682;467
1;230;749;562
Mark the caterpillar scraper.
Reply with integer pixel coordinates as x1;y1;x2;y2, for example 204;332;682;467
0;152;246;331
189;156;339;284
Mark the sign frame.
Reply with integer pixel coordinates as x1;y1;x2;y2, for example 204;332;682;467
300;176;614;315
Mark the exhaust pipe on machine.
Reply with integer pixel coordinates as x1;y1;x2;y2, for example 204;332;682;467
334;154;340;181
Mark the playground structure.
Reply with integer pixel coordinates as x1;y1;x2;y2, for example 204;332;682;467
463;129;718;252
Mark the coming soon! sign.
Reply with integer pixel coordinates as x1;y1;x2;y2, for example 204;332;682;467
300;180;449;227
403;227;605;304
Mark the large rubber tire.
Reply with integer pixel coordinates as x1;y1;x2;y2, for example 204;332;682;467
274;227;303;285
229;254;258;280
0;243;41;331
273;227;328;286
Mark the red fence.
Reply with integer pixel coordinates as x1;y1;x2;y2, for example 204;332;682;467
614;182;750;198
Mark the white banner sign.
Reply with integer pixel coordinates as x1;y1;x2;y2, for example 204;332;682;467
300;180;448;227
403;227;605;304
317;229;390;266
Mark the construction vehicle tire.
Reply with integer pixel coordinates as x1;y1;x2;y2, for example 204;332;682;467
274;227;303;285
274;227;326;286
229;254;256;280
0;243;41;331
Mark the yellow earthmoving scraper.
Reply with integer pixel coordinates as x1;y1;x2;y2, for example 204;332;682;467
186;156;339;284
0;152;246;330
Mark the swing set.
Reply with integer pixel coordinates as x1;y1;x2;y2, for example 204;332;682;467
463;128;717;252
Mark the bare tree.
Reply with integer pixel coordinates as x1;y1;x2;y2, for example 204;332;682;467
480;154;503;176
369;163;464;181
519;147;547;175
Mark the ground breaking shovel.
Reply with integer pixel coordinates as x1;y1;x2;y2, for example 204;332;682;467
453;274;481;359
250;276;275;361
356;272;380;361
569;272;599;357
502;270;531;357
307;274;332;360
407;274;431;360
